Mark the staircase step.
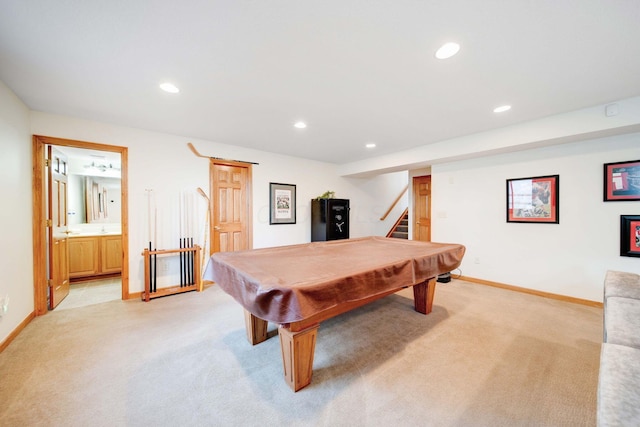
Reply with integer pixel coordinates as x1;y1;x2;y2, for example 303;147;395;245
391;231;408;239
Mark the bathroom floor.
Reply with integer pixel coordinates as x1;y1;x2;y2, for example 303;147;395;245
55;277;121;311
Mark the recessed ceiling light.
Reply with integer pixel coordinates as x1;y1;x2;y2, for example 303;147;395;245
493;105;512;113
365;143;376;149
435;42;460;59
293;121;307;129
159;82;179;93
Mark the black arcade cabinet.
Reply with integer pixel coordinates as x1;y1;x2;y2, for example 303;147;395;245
311;198;350;241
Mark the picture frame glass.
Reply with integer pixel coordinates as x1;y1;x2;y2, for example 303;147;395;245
269;183;296;224
506;175;559;223
604;160;640;201
620;215;640;257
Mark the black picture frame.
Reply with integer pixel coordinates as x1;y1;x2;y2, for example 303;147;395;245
506;175;559;223
620;215;640;257
604;160;640;201
269;183;296;224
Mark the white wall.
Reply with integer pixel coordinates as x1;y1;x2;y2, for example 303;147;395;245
0;80;33;343
30;112;408;293
431;133;640;302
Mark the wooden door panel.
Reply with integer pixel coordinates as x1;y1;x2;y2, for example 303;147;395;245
212;162;251;254
48;146;70;309
412;175;431;242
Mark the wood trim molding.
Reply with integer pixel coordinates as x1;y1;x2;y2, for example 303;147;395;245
32;135;129;314
459;275;603;308
0;311;35;353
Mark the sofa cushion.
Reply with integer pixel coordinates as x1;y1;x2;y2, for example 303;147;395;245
605;270;640;301
598;343;640;426
605;297;640;348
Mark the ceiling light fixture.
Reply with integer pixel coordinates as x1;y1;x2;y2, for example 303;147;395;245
493;105;512;113
159;82;180;93
435;42;460;59
294;121;307;129
365;143;376;149
84;161;121;172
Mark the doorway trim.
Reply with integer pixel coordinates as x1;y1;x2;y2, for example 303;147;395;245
32;135;129;315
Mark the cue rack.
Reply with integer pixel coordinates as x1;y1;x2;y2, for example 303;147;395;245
141;188;203;302
141;245;202;302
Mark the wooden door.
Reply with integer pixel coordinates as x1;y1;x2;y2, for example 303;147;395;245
48;146;70;309
211;162;252;253
412;175;431;242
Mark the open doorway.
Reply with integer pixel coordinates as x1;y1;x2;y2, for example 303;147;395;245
32;135;129;315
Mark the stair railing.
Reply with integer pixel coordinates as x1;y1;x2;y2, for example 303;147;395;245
379;184;408;221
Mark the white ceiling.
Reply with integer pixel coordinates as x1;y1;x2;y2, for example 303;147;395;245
1;1;640;164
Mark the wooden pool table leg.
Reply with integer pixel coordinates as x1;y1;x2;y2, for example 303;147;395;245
244;310;268;345
413;277;438;314
279;324;319;392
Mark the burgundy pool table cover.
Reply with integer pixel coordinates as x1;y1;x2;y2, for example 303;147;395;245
203;236;465;324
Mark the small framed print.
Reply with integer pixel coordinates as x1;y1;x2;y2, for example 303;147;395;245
269;183;296;224
620;215;640;257
604;160;640;201
506;175;559;223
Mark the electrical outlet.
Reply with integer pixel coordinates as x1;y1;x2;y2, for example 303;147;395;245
474;257;480;264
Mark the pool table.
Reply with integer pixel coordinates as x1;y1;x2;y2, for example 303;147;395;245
203;236;465;391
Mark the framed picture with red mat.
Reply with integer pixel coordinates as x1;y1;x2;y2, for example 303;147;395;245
506;175;559;223
604;159;640;201
620;215;640;257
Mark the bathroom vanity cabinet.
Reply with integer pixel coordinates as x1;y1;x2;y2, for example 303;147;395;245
68;234;122;279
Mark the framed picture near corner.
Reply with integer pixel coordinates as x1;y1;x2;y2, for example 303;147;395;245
604;159;640;201
620;215;640;257
506;175;559;223
269;182;296;224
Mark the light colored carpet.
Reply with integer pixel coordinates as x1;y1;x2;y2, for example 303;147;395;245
0;279;602;426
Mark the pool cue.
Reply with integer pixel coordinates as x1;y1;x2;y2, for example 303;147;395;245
180;237;184;286
184;193;191;286
145;189;156;295
148;242;152;294
197;187;210;272
179;192;184;287
188;237;193;285
187;193;193;285
153;205;157;293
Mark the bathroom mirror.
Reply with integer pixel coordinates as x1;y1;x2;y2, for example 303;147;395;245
60;147;122;226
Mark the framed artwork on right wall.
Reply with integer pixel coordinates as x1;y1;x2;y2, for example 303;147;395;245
620;215;640;257
604;159;640;201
